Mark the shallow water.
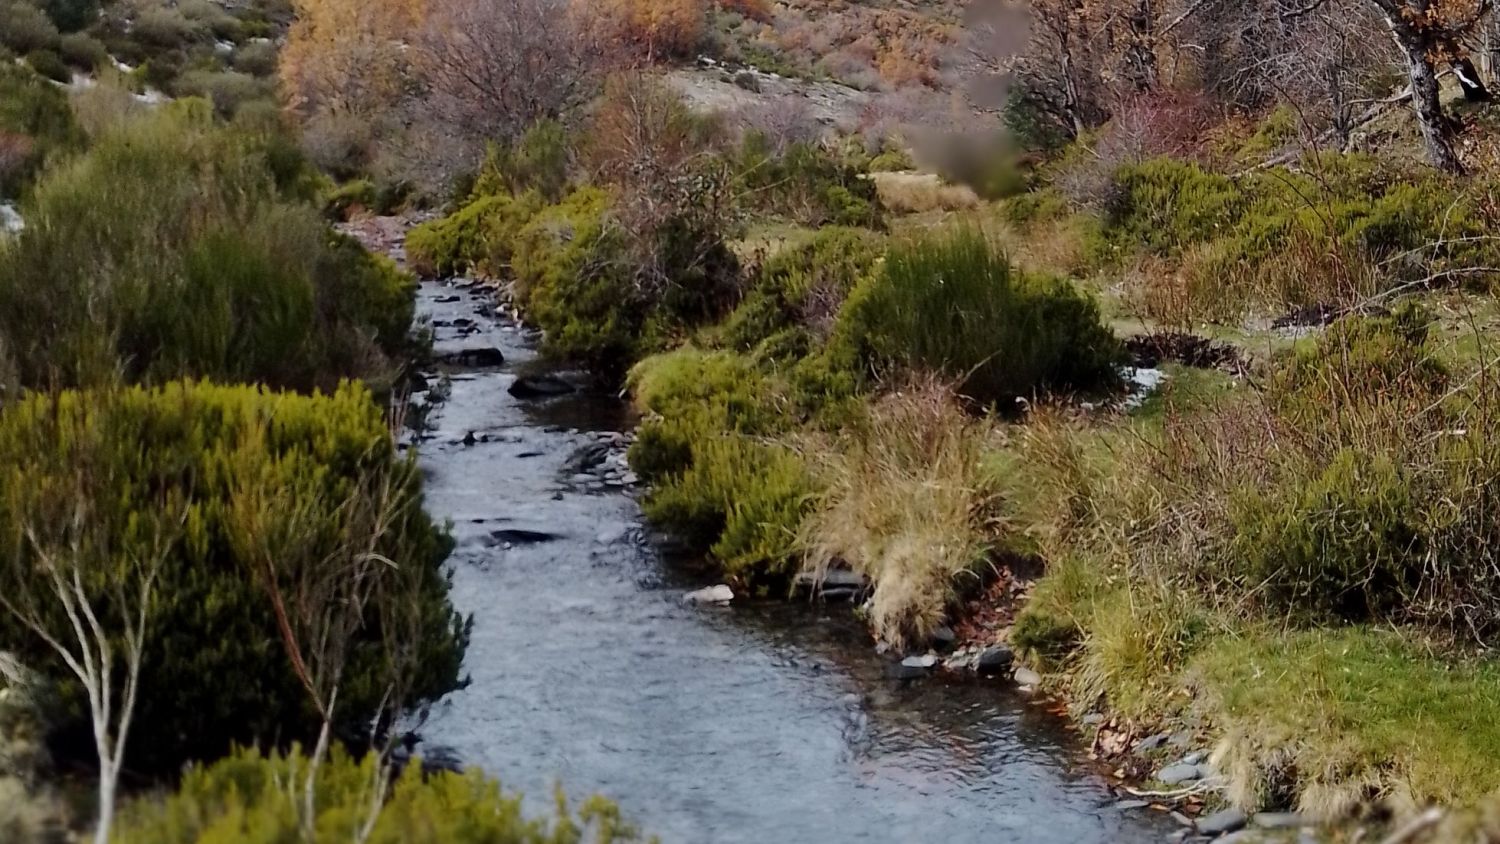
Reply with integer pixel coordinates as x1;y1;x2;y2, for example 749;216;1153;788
410;280;1174;843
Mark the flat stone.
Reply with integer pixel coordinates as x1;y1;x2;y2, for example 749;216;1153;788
1156;763;1203;785
1134;732;1171;752
1081;713;1105;725
1181;751;1207;766
901;654;939;670
563;442;610;474
1116;800;1150;811
1013;666;1042;687
1252;812;1306;829
684;584;733;605
1196;808;1248;836
976;645;1015;677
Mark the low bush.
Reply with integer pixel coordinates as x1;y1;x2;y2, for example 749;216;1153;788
733;131;884;228
720;226;883;361
0;381;467;775
56;31;106;70
231;38;278;77
132;4;207;49
0;106;414;391
0;63;83;196
0;1;59;54
407;190;544;278
628;349;816;579
115;747;642;843
472;120;572;203
175;69;275;118
37;0;97;32
23;49;69;83
801;380;1005;647
836;227;1122;406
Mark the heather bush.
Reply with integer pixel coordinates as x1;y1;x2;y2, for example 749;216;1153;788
115;747;643;844
56;31;106;70
23;49;69;83
0;63;82;196
0;1;59;54
837;227;1122;405
0;106;413;391
733;131;884;228
407;190;544;278
628;348;815;579
0;381;466;775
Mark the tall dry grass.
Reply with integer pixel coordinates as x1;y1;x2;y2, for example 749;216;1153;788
799;378;1005;648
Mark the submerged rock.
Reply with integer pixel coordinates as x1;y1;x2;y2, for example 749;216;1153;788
438;347;506;368
509;375;575;398
485;528;559;545
685;584;734;605
563;442;611;474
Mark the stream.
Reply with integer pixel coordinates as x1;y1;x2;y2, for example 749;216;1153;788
404;271;1175;843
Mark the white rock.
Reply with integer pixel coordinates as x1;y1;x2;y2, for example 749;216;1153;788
901;654;938;669
684;584;733;605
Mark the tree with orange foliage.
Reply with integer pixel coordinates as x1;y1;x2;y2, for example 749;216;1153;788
590;0;770;63
279;0;425;117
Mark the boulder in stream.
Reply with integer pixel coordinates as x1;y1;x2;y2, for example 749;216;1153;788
438;347;506;368
509;375;576;398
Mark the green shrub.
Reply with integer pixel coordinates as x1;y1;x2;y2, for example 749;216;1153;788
116;747;643;844
0;381;467;775
132;5;207;49
628;349;815;579
472;120;572;203
0;107;415;391
1230;450;1421;622
0;62;83;196
408;191;545;278
733;132;885;228
720;226;883;362
836;227;1123;405
56;31;106;69
23;48;69;82
868;147;914;172
231;38;277;76
38;0;96;31
174;69;274;118
1001;188;1069;227
178;0;243;42
0;1;59;53
1101;158;1246;257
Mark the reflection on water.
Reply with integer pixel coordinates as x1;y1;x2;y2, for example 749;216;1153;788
411;282;1173;843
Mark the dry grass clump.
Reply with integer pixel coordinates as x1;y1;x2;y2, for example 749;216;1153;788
870;171;978;214
800;378;1005;648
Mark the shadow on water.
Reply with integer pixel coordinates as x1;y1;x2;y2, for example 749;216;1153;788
409;280;1175;844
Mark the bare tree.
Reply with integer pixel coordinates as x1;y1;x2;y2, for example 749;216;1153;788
414;0;599;147
1362;0;1491;172
0;469;185;844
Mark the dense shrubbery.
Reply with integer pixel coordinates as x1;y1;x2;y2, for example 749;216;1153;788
627;349;816;579
733;131;884;228
0;63;83;196
1086;155;1500;321
407;190;545;278
838;228;1122;406
0;104;415;392
115;747;642;843
0;380;466;775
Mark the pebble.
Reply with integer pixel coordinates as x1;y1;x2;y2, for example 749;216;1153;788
1182;751;1207;766
1196;808;1248;836
901;654;939;669
1013;666;1042;687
